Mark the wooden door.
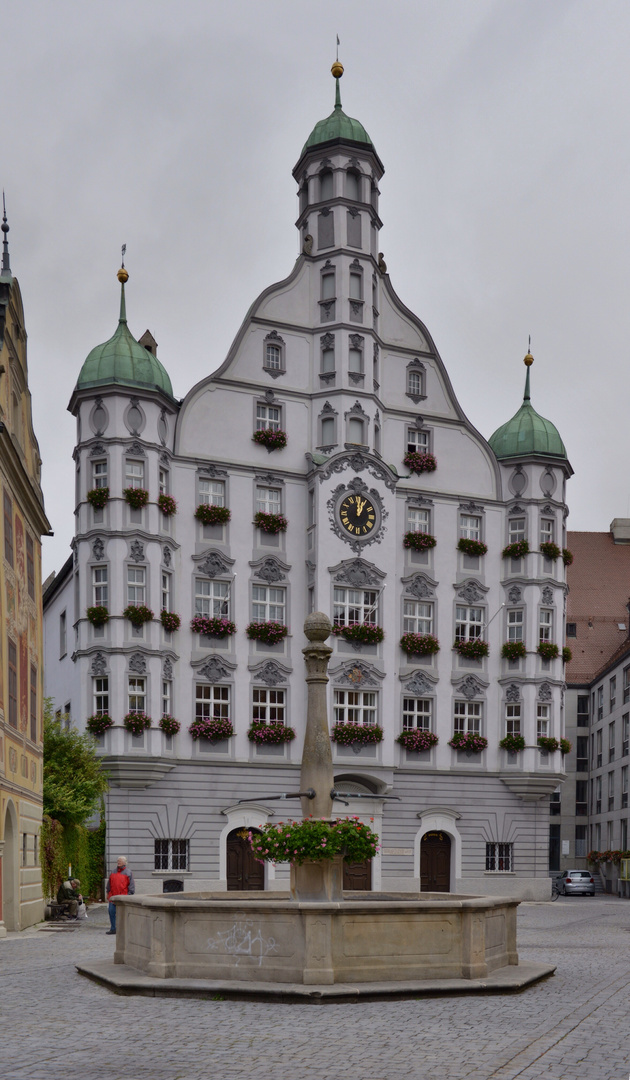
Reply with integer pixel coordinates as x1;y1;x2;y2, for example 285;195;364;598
226;829;265;891
420;831;451;892
343;858;372;890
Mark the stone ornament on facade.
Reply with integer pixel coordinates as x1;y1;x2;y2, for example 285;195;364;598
320;332;334;349
91;652;108;676
198;551;233;578
89;399;108;436
254;472;284;488
509;503;524;515
198;657;230;683
540;469;556;496
541;586;554;605
457;675;484;700
128;653;147;674
92;537;105;561
199;463;228;479
456;580;488;604
402;573;436;600
253;557;287;583
509;467;527;496
163;546;172;567
158;410;168;445
508;586;522;604
255;661;287;686
130;540;145;563
403;672;435;695
125;397;145;436
538;682;553;702
89;441;106;458
127;440;146;457
459;501;483;515
317;450;397;492
163;657;173;680
505;683;521;703
331;556;384;588
332;661;384;687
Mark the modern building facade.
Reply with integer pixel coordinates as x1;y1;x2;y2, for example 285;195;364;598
43;66;571;900
0;206;51;933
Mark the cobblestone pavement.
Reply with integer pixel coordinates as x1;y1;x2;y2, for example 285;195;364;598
1;897;629;1080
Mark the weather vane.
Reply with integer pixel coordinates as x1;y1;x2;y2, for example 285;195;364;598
336;34;340;61
121;243;126;268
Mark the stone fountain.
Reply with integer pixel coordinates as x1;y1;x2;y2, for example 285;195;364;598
78;615;554;1001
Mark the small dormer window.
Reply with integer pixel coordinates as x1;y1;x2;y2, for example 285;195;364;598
262;331;286;377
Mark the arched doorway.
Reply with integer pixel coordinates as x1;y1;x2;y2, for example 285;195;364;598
420;831;451;892
2;802;18;930
226;828;265;891
333;776;378;891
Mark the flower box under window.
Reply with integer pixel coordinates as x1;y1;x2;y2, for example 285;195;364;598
158;494;177;517
396;729;438;752
562;646;572;664
86;713;114;736
331;722;383;745
254;511;288;534
123;604;154;627
403;451;437;475
160;611;181;633
501;641;526;661
247;722;295;744
159;715;181;736
87;487;109;510
252;429;287;452
403;532;436;552
449;732;488;753
537;735;559;753
537;642;559;661
124;711;152;735
332;623;384;646
562;548;574;566
190;615;237;637
457;537;488;557
123;487;149;509
499;734;526;753
400;632;440;656
502;540;529;559
189;717;234;741
539;541;561;560
194;504;231;526
87;605;109;627
245;621;287;646
560;738;572;755
453;639;489;660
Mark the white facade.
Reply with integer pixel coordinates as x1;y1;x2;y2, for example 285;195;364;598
43;81;571;900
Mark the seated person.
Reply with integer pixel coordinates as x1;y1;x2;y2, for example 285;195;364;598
56;878;82;919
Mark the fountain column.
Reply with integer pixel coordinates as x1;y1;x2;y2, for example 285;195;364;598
292;612;343;901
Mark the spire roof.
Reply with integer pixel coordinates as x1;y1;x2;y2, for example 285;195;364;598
76;265;173;398
301;61;373;155
488;351;567;461
1;193;11;279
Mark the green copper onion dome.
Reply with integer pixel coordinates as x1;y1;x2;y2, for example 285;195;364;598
488;352;567;461
76;267;173;397
302;62;373;154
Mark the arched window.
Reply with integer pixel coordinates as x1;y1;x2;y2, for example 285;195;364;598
320;170;333;201
346;170;360;200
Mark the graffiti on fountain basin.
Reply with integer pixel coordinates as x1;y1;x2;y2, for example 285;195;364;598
205;919;278;967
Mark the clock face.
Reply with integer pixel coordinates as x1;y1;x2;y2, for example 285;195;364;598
338;492;378;538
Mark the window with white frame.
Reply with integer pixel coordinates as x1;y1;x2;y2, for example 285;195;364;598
539;609;553;643
199;478;225;506
94;677;109;715
508;518;526;544
407;367;424;397
92;566;108;608
407;506;430;534
406;428;429;454
161;572;171;612
253;687;286;725
610;676;617;711
195;579;229;618
255;403;281;432
596;728;602;766
623;713;629;756
128;677;146;713
349;271;362;300
162;680;171;717
536;703;550;739
609;721;615;761
159;468;169;496
333;587;378;627
252;585;286;624
540;518;554;545
154;838;189;871
125;460;144;489
402;697;432;731
127;566;146;605
486;843;513;871
256;486;281;515
195;683;229;720
597;686;604;720
505;703;521;737
334;688;377;726
92;460;108;489
459;514;481;541
507;609;524;642
455;605;483;642
264;343;282;371
403;600;433;635
454;700;482;734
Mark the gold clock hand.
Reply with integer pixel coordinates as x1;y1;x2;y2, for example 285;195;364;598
356;497;365;517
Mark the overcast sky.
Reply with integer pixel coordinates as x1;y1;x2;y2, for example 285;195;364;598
3;0;629;578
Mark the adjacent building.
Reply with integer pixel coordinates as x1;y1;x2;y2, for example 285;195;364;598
0;206;51;933
43;65;571;900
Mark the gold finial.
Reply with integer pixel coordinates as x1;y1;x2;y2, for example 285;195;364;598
524;333;533;366
117;266;129;284
331;60;344;78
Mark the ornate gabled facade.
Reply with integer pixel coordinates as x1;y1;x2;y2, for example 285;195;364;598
0;205;51;933
43;64;572;900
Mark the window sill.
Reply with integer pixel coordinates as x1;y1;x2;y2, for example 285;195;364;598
484;871;515;876
151;870;192;876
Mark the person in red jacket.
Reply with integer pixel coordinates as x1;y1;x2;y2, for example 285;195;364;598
106;856;132;935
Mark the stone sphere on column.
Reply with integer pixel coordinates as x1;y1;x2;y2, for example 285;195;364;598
303;612;332;642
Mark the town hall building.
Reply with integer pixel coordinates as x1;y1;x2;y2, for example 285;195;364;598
43;63;571;900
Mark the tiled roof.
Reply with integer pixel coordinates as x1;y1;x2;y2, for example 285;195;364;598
566;531;630;683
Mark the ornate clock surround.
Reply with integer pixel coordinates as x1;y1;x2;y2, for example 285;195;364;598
327;476;387;552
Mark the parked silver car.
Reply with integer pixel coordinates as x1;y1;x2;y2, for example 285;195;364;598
557;870;595;896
